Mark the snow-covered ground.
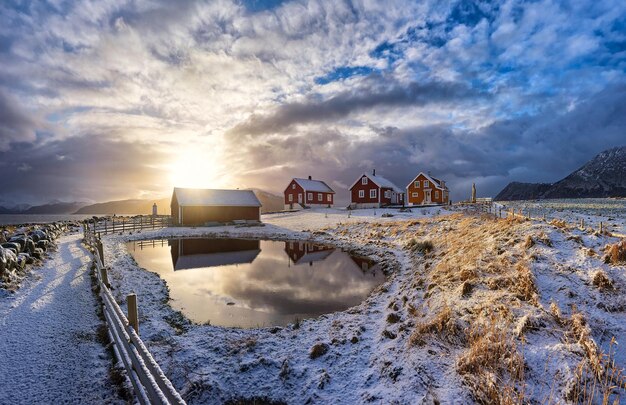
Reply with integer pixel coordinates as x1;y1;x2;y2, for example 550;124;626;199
499;198;626;236
100;206;626;404
0;233;124;403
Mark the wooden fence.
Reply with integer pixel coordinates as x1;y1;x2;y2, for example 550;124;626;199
85;216;173;236
472;201;625;238
83;224;185;405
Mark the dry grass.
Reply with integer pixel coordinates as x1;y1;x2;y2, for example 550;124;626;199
409;303;464;346
592;270;614;291
457;314;526;404
550;219;569;229
606;240;626;265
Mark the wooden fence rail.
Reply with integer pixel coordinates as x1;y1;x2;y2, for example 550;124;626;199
472;202;626;238
86;216;173;236
83;224;185;405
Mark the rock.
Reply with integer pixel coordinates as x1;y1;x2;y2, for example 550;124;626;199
1;242;20;254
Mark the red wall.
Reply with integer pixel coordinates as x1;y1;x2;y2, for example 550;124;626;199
406;174;448;205
284;179;334;206
350;175;380;204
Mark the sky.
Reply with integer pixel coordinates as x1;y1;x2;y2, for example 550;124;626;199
0;0;625;206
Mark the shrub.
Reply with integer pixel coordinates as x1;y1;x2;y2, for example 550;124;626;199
407;239;434;254
309;343;329;359
386;313;401;324
592;270;614;291
607;240;626;264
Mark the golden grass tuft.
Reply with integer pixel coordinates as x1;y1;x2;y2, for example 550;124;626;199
457;314;526;404
550;219;568;229
606;240;626;265
592;270;614;291
409;303;463;346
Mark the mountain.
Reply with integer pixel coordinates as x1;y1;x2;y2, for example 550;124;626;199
75;198;172;215
496;146;626;200
74;189;285;215
24;201;88;214
248;188;284;213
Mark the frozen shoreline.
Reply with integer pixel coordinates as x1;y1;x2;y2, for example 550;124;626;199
100;206;626;404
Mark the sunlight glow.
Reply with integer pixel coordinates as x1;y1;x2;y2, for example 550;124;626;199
168;148;227;190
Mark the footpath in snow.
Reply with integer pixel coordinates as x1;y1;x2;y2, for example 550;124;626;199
0;232;122;404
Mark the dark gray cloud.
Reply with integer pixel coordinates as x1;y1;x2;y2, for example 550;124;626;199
0;90;40;151
0;136;169;204
225;83;626;203
228;78;489;137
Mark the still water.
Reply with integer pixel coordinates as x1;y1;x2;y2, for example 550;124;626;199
127;238;384;328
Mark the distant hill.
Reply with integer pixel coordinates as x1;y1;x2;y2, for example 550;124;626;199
496;146;626;200
0;201;87;214
74;198;171;215
74;189;285;215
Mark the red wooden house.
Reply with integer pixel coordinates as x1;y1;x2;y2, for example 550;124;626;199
284;176;335;210
349;170;404;208
406;172;450;205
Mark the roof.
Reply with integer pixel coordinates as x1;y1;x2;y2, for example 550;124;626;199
174;250;261;270
349;173;404;194
405;172;449;191
172;188;262;207
291;178;335;193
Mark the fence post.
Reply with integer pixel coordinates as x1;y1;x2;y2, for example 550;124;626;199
600;222;603;233
100;266;110;288
105;220;108;235
96;238;105;266
122;218;125;233
580;218;584;229
127;294;139;334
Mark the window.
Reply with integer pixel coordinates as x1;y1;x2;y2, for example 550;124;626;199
362;177;368;185
292;184;295;189
414;180;420;188
358;190;365;198
318;193;322;201
288;194;293;202
307;193;312;201
327;194;332;202
424;180;429;188
412;192;418;197
384;190;390;198
370;189;377;198
435;191;439;199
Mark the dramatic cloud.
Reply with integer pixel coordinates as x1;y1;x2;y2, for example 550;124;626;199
0;0;624;204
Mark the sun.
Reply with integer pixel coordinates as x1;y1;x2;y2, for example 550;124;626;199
168;148;225;189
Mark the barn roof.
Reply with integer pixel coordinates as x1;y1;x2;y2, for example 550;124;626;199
349;173;404;194
292;178;335;193
172;188;262;207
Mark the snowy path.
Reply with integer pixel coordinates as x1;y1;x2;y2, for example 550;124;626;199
0;233;121;404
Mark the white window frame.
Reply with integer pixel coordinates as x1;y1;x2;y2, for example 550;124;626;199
327;194;331;202
370;189;377;198
414;180;420;188
358;190;365;198
412;192;418;197
307;192;313;201
424;180;429;188
292;183;295;189
362;177;368;185
318;193;322;202
435;190;439;199
288;194;293;202
384;190;390;198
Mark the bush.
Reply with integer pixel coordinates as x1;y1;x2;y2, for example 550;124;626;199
386;313;401;324
592;270;614;290
407;239;434;254
607;240;626;264
309;343;329;359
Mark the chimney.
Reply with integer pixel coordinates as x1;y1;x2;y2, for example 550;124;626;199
308;175;312;180
373;169;376;176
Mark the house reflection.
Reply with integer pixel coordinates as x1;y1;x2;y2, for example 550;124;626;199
283;241;334;266
170;238;261;270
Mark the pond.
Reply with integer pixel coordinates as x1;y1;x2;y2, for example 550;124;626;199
126;238;384;328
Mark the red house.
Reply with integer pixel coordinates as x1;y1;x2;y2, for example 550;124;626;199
406;172;450;205
284;176;335;210
349;170;404;208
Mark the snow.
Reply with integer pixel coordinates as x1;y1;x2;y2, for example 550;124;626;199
173;188;262;207
98;205;626;404
349;173;404;194
0;233;123;404
293;178;335;193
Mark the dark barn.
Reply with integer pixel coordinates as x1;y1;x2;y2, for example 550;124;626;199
171;188;262;226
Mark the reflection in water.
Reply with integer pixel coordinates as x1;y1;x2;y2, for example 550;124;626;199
127;238;384;328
